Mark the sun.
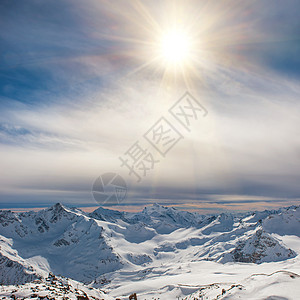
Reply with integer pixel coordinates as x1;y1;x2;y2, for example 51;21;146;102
95;1;255;90
159;29;192;66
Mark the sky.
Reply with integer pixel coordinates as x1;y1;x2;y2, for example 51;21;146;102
0;0;300;213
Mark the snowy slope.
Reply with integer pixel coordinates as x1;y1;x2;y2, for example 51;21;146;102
0;203;299;299
0;272;111;300
263;205;300;237
0;203;123;283
177;270;300;300
0;235;43;285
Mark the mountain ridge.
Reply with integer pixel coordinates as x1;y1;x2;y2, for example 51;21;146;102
0;203;299;287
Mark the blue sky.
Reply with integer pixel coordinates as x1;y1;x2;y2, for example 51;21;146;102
0;0;300;212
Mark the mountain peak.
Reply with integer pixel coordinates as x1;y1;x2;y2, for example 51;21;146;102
52;202;64;209
142;203;165;213
48;202;65;211
0;202;299;296
89;206;124;222
48;203;67;213
43;202;75;224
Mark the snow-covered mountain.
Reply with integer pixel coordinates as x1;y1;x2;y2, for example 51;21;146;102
0;203;122;283
0;203;299;299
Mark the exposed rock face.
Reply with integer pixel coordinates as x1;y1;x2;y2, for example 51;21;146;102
228;229;296;263
0;252;41;285
0;203;299;286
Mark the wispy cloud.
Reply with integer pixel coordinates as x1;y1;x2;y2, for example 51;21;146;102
0;1;299;210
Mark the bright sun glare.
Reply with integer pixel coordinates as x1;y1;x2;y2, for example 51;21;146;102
159;29;192;66
99;1;254;88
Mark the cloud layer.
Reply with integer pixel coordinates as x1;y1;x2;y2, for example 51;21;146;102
0;0;300;211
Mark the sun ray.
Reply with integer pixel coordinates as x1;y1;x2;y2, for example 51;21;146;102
90;0;263;92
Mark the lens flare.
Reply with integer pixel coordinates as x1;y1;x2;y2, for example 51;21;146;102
93;1;256;90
